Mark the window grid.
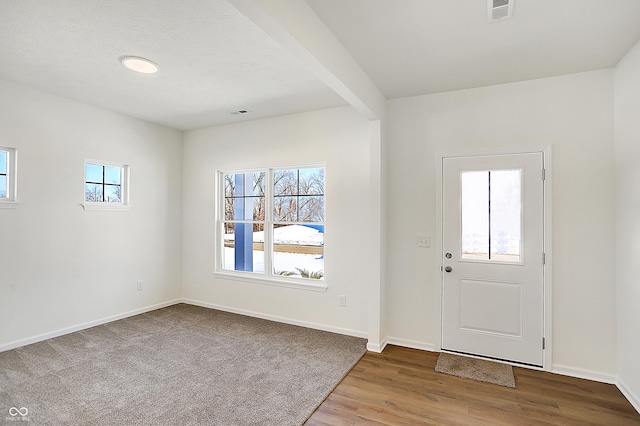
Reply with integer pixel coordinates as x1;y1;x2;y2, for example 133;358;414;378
85;163;123;203
219;166;325;281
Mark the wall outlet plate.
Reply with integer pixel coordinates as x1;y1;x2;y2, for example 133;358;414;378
417;235;430;248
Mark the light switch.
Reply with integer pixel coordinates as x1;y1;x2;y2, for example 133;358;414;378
417;235;430;248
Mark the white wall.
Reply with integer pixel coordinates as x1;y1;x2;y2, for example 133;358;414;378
0;80;183;349
386;70;617;375
0;65;627;390
614;39;640;409
181;106;371;336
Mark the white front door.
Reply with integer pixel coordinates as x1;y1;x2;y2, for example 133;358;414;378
442;152;544;366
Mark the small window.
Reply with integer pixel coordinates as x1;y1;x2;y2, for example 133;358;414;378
83;160;129;211
0;146;17;207
218;165;325;288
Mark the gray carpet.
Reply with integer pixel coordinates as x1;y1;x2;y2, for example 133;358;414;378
435;352;516;388
0;304;367;425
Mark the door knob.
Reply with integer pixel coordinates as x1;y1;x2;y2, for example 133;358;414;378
444;266;452;273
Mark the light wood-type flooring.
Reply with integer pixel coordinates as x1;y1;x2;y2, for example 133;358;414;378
306;345;640;425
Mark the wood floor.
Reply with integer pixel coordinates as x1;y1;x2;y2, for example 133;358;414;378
305;345;640;425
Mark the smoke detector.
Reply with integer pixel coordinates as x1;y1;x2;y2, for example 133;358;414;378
488;0;514;21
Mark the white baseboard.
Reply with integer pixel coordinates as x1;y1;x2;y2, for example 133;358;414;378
385;337;436;352
617;377;640;414
551;364;617;385
181;298;368;340
6;298;636;415
366;337;435;353
0;299;182;353
366;337;387;353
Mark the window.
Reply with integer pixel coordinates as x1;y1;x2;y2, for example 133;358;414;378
83;160;129;211
461;169;522;262
0;146;17;207
219;166;325;287
0;150;7;199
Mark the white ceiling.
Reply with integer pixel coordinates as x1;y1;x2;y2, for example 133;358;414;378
1;0;640;131
0;0;346;130
306;0;640;98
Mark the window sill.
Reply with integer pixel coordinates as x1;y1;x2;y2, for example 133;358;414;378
213;271;328;292
0;200;19;209
81;203;130;212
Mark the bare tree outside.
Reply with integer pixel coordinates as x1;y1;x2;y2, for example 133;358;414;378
85;184;102;202
222;167;325;279
108;184;122;202
274;168;324;223
84;163;123;203
85;183;121;202
224;172;266;233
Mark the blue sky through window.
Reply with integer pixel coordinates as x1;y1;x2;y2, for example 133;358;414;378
222;167;325;280
0;151;7;198
86;164;103;182
0;151;6;174
85;163;123;203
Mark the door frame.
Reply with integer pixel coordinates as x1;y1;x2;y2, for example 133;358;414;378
434;146;553;370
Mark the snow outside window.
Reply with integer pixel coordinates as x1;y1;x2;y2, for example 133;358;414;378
220;166;325;285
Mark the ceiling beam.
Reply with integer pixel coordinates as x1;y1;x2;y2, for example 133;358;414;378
228;0;386;120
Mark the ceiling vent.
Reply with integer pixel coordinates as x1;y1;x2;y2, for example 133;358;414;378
488;0;514;21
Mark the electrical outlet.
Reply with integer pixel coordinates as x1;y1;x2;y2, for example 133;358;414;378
137;280;143;291
339;295;346;307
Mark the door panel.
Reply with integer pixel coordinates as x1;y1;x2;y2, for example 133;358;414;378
442;153;544;366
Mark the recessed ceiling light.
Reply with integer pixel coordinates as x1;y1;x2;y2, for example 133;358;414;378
230;109;251;115
121;56;158;74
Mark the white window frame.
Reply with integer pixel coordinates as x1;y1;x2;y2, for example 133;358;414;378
214;164;327;292
0;146;18;209
82;159;130;211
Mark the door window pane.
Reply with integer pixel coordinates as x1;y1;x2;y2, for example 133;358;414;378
490;170;521;261
461;169;522;262
461;171;489;260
